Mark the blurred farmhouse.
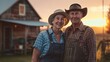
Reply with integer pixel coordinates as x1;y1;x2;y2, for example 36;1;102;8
0;0;48;55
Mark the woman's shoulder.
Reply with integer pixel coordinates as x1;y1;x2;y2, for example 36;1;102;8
39;29;48;35
38;29;52;38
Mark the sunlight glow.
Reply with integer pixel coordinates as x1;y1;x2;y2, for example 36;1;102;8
89;6;109;13
64;18;106;27
83;18;106;27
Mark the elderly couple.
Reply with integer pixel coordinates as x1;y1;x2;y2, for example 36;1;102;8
31;3;96;62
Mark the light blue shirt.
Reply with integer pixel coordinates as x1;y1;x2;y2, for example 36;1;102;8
33;28;64;57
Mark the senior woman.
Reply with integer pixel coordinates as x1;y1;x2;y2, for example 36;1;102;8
31;9;69;62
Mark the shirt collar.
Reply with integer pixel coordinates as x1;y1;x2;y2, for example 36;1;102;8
48;28;53;34
48;28;64;35
79;22;85;31
70;22;87;32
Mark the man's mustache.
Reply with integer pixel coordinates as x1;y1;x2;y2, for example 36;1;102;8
71;17;80;20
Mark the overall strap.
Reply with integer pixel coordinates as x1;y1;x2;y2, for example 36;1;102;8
62;33;65;43
46;30;53;43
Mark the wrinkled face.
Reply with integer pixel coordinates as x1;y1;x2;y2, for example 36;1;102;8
69;11;83;24
52;14;65;29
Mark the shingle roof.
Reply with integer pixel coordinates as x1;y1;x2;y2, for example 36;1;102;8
0;0;17;15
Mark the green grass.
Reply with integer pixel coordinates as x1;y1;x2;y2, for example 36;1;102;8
0;55;31;62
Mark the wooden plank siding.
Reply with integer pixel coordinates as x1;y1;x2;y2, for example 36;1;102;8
1;0;40;21
0;22;39;55
0;0;41;55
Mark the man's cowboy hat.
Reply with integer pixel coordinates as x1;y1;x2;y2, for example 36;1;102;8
65;3;87;17
48;9;69;25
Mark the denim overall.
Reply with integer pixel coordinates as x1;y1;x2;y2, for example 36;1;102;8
40;30;64;62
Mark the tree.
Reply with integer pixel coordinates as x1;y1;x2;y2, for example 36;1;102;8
106;6;110;34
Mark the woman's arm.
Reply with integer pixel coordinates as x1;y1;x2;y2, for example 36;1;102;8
31;48;41;62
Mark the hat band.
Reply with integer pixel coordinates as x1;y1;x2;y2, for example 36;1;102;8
70;5;81;9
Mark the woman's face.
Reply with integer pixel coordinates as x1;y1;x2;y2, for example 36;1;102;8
52;14;65;29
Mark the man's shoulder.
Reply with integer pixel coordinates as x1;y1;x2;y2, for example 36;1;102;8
83;25;95;34
66;26;72;31
84;25;93;30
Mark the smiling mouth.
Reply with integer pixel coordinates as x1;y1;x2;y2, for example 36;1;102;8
57;24;62;26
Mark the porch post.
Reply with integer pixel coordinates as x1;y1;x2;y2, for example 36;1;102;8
24;26;29;55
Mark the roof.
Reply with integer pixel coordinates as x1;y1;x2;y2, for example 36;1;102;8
0;0;41;19
0;0;17;15
0;19;49;26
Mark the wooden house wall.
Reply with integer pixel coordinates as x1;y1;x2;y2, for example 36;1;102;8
0;0;41;44
13;25;25;39
0;22;40;40
0;0;41;54
1;22;40;53
1;0;39;21
13;25;40;39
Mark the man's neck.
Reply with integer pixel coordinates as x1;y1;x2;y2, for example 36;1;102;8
72;22;81;28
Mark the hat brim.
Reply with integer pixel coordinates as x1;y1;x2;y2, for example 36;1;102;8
65;8;87;17
48;12;69;25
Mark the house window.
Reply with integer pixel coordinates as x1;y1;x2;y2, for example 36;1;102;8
19;4;26;16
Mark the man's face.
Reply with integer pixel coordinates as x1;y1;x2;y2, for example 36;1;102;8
69;11;83;24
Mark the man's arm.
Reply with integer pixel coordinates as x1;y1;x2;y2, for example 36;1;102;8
87;28;96;62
